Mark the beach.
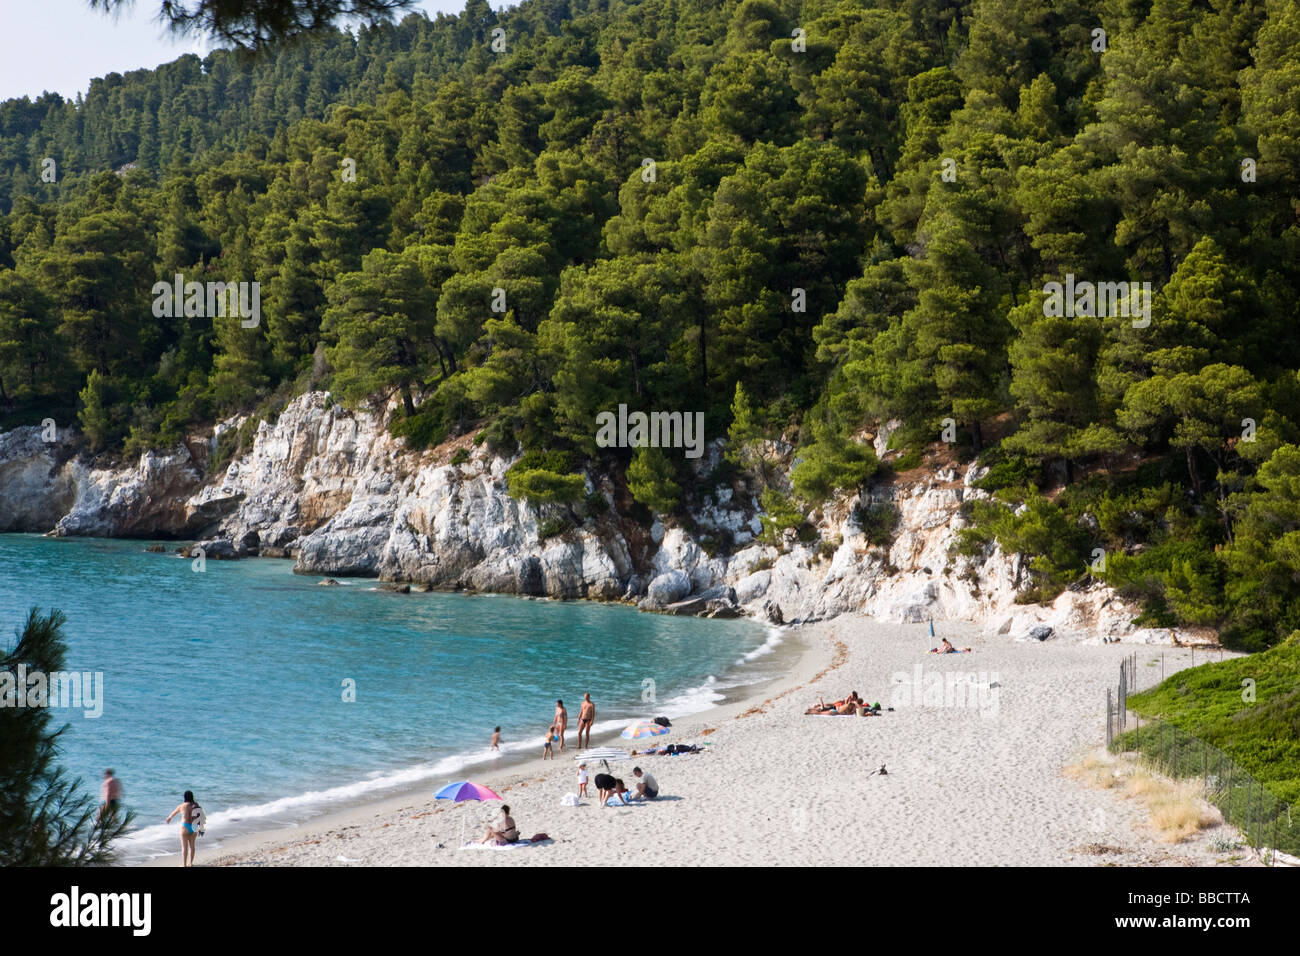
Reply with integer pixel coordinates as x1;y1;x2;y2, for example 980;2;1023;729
169;616;1253;868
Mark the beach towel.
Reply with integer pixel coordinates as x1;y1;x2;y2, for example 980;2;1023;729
928;647;971;654
605;797;642;807
461;838;553;851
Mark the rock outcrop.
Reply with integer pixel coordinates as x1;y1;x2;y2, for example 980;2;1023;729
0;390;1208;644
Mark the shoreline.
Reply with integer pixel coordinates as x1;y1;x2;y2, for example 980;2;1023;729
141;623;818;867
160;615;1256;868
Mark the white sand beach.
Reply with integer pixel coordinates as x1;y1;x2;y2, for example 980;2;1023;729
174;616;1253;867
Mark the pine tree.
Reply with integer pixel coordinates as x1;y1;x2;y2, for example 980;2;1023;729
1;608;133;865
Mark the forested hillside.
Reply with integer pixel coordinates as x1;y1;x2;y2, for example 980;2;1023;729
1;0;1299;650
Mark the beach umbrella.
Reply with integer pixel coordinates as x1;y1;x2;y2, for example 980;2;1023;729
621;720;671;740
574;746;630;772
434;780;502;845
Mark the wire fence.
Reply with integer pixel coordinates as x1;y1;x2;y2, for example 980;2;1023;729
1105;651;1299;863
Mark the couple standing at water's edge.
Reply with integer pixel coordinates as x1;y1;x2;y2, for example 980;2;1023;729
540;692;595;758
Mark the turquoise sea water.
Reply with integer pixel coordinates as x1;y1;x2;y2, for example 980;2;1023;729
0;534;779;862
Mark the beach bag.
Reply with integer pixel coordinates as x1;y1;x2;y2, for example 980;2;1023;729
529;833;549;843
653;716;671;727
561;793;579;807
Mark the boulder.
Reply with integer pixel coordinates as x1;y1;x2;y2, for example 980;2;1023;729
194;539;238;559
642;569;691;608
762;600;785;625
661;585;738;617
236;529;260;556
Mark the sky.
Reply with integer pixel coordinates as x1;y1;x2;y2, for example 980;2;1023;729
0;0;479;102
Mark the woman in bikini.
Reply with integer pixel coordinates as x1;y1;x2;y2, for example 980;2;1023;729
554;700;568;751
481;805;520;845
165;790;200;867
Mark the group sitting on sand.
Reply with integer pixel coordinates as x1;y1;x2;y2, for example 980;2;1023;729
805;691;882;716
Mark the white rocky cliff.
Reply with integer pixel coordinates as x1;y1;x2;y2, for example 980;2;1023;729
0;391;1203;644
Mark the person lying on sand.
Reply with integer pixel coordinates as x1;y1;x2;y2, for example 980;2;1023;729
805;692;861;715
481;805;520;845
934;638;973;653
838;692;863;714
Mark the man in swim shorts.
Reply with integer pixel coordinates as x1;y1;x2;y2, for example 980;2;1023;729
577;692;595;748
98;768;122;822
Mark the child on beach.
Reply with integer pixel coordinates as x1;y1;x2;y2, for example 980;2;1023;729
543;725;556;760
577;763;589;797
491;727;501;751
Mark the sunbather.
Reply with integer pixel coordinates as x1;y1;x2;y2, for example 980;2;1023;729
934;638;972;653
481;805;520;845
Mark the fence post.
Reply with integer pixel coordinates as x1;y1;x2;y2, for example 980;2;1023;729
1225;762;1234;827
1248;780;1258;848
1119;661;1127;729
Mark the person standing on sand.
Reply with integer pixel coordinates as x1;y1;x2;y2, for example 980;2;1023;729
554;700;568;750
577;693;595;749
165;790;200;867
543;725;556;760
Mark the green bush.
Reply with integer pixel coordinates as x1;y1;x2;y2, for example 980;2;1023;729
626;447;680;513
506;451;585;504
391;407;447;450
537;516;574;539
973;450;1041;492
854;499;899;546
759;489;815;545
